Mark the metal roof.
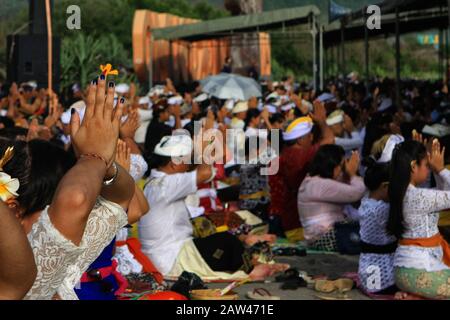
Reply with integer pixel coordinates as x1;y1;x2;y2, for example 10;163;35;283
151;5;320;41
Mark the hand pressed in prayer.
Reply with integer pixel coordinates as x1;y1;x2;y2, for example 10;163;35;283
412;129;433;153
115;139;131;172
428;139;445;174
9;82;19;98
120;109;140;139
27;118;51;142
261;108;270;122
310;100;327;123
44;103;62;129
345;151;360;177
70;76;125;168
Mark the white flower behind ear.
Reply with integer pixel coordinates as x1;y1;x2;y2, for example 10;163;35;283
0;172;19;202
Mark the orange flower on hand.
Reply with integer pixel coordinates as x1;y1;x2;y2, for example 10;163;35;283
100;63;119;76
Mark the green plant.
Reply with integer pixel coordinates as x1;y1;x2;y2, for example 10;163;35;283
60;33;133;89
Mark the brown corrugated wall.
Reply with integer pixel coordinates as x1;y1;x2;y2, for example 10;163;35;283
132;10;271;85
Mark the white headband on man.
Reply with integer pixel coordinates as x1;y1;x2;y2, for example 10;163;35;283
232;101;249;114
326;110;345;126
168;96;183;106
61;100;86;125
281;102;295;112
193;93;208;103
265;104;278;114
282;117;314;141
116;83;130;94
154;135;193;157
378;134;404;163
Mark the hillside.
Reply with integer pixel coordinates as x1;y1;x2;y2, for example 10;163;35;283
203;0;375;15
0;0;27;19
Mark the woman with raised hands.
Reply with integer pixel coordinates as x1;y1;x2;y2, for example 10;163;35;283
0;74;135;299
389;139;450;299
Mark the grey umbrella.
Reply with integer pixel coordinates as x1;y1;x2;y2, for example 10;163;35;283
200;73;262;101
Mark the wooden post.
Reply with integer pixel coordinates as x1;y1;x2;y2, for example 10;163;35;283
45;0;52;103
395;7;401;107
365;18;370;87
340;20;345;76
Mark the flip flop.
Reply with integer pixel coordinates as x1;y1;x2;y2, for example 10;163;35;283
314;280;336;293
314;278;354;294
246;288;281;300
334;278;354;293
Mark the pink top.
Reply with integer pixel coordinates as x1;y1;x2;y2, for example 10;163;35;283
297;175;366;241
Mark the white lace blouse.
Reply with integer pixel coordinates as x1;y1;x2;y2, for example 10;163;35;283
358;197;396;292
130;154;148;182
24;197;127;300
394;169;450;272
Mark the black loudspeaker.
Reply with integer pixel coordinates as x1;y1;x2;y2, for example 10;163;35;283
29;0;53;35
6;34;60;92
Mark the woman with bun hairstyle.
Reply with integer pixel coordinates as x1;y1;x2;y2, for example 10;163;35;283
389;139;450;299
358;160;398;294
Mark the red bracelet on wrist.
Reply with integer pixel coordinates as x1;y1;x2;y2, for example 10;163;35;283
79;153;108;168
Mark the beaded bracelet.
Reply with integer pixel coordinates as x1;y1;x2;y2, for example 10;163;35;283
79;153;108;168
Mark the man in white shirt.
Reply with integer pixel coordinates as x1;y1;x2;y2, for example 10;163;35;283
139;135;214;274
139;135;287;279
326;110;363;154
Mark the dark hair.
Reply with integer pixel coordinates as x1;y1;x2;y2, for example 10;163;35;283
0;127;29;140
387;141;427;238
0;116;15;129
245;109;261;128
309;144;345;179
20;140;76;216
152;99;169;122
362;113;394;157
0;138;75;217
148;153;171;170
364;161;390;191
270;113;284;125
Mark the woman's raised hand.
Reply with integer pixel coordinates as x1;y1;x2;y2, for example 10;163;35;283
115;139;131;172
310;100;327;123
120;109;140;139
428;139;445;174
70;76;125;168
345;151;360;177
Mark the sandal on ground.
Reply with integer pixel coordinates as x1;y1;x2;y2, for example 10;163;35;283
314;278;354;294
274;268;299;282
246;288;281;300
